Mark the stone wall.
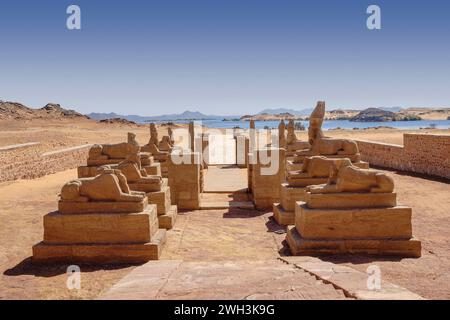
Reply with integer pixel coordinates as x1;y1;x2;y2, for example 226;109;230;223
356;133;450;179
0;144;91;182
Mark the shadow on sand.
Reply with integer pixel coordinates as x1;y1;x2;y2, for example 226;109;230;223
4;257;140;278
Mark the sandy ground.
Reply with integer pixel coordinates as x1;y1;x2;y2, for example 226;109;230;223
270;170;450;300
0;166;449;299
0;119;449;152
0;119;449;300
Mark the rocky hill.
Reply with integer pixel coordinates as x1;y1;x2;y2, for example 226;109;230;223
0;101;89;120
350;108;421;122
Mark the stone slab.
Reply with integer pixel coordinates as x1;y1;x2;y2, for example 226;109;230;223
43;205;158;244
32;229;167;264
296;204;413;239
58;197;148;214
272;203;294;226
148;186;171;215
280;183;308;211
286;228;421;258
281;256;424;300
305;192;397;209
143;163;161;176
158;205;178;230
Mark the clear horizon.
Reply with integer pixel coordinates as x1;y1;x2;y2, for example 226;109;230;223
1;0;449;116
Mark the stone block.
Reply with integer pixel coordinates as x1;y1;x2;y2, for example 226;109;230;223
144;163;161;176
32;229;167;264
305;192;397;209
286;228;421;258
148;186;172;215
280;183;307;211
295;204;413;239
158;205;178;230
43;205;158;244
58;197;148;214
272;203;295;226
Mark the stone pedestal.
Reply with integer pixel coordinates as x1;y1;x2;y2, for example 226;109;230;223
168;152;201;210
251;148;286;209
272;183;307;225
33;203;167;264
286;192;421;257
147;185;177;229
144;163;161;176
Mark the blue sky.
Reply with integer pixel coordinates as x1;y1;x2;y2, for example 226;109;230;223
0;0;449;115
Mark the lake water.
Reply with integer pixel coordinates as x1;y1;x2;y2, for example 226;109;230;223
151;119;450;130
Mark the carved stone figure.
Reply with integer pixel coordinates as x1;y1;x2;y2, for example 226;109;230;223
158;135;173;151
60;169;145;202
88;140;140;161
307;162;394;194
149;123;159;146
294;101;359;162
99;160;162;192
278;120;286;148
288;156;351;181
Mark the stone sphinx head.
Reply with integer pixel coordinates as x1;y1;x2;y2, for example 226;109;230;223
308;101;326;144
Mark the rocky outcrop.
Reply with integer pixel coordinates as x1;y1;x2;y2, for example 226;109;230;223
0;101;89;120
351;108;421;122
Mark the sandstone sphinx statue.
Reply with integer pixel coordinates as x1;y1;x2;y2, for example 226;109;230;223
287;156;352;187
285;157;421;257
293;101;361;163
308;161;394;194
98;157;163;192
61;169;145;203
142;123;170;156
285;119;310;155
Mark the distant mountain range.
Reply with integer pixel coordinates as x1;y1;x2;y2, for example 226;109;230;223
87;110;225;122
87;106;406;123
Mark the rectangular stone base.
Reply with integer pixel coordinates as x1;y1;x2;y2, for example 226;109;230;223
296;204;413;239
254;197;279;210
280;183;307;211
58;197;148;214
143;163;161;176
286;228;421;258
158;205;178;230
32;229;167;264
305;192;397;209
43;205;158;244
272;203;294;226
148;186;171;214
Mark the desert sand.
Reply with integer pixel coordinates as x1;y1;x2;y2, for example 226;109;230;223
0;118;449;299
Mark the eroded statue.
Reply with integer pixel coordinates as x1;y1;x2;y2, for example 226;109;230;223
60;169;145;202
98;158;162;192
307;161;394;194
294;101;359;162
89;136;140;161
